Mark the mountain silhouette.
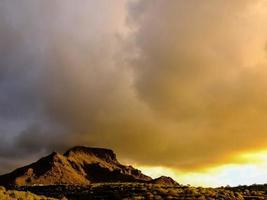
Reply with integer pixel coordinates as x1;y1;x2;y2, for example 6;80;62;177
0;146;154;186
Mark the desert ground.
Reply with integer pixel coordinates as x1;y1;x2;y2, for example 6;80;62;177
2;183;267;200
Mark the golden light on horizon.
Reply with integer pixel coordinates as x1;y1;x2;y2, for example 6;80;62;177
138;150;267;187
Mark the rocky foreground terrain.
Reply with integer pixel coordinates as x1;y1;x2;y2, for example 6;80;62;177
7;183;267;199
0;146;267;199
0;186;56;200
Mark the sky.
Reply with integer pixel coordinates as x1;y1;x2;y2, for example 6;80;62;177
1;0;267;186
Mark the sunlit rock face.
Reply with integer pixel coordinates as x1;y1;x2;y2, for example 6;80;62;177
0;146;152;186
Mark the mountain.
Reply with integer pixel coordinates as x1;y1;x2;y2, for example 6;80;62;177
150;176;179;185
0;146;152;186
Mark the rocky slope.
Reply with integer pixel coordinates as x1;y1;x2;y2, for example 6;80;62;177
0;146;152;186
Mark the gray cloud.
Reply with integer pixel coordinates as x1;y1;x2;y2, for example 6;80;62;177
1;0;267;173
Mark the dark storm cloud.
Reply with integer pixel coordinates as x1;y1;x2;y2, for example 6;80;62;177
1;0;267;174
0;0;134;172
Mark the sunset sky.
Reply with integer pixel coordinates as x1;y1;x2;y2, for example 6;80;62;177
1;0;267;187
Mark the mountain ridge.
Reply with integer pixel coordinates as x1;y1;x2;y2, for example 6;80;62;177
0;146;177;186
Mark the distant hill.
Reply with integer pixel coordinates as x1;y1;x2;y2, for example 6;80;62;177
149;176;179;186
0;146;154;186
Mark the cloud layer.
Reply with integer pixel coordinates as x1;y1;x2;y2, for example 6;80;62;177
1;0;267;173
